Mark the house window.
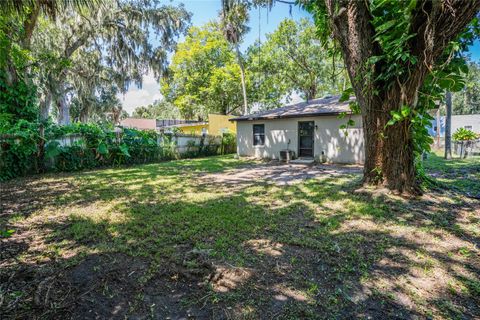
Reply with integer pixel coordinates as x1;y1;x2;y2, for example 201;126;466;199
465;125;473;130
253;124;265;146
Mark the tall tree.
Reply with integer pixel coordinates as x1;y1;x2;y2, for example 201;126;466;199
247;18;347;109
29;0;191;124
303;0;480;194
220;0;250;115
162;23;249;120
0;0;100;84
453;61;480;114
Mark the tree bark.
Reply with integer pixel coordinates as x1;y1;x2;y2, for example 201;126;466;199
40;91;51;121
235;44;248;115
445;91;452;159
56;84;71;125
22;0;41;49
324;0;480;194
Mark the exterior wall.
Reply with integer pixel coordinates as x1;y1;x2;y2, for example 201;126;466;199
120;118;157;130
235;115;364;164
429;114;480;136
208;114;236;135
177;124;209;135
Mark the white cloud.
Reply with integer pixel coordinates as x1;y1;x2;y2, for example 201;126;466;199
142;72;158;85
118;72;162;115
152;93;163;101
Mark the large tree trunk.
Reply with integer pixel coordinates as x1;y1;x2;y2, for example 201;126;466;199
235;44;248;115
361;80;423;194
40;92;51;121
56;84;71;125
445;91;452;159
36;91;51;173
323;0;480;194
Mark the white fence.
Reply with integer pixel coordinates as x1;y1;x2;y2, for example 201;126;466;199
48;132;225;155
432;138;480;157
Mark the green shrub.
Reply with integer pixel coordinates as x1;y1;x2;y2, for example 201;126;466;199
452;128;478;158
221;132;236;154
452;128;478;141
1;121;237;180
55;145;97;171
0;120;40;180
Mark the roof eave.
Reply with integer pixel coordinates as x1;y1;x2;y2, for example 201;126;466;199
229;111;351;122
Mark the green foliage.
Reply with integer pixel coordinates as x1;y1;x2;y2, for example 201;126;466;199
366;1;473;163
45;140;61;158
0;120;41;180
0;74;38;129
55;144;97;171
132;100;181;119
247;18;347;109
452;128;478;141
162;22;249;119
304;0;478;190
0;18;38;130
453;61;480;115
0;121;236;180
1;0;191;125
221;132;237;154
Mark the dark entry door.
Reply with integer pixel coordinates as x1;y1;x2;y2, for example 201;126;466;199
298;121;314;157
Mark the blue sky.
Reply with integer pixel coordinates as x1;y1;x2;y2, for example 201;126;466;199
120;1;310;113
466;43;480;62
171;0;311;50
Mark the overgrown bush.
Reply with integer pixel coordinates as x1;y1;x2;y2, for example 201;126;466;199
221;132;236;154
1;122;237;180
0;120;40;180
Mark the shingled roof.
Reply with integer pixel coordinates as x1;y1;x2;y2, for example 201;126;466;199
230;95;354;121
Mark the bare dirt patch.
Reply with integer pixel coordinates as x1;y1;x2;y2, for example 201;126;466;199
200;161;362;186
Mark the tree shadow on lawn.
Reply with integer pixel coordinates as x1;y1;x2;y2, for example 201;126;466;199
1;163;479;319
0;155;250;220
424;153;480;198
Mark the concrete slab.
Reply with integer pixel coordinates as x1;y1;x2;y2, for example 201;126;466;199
289;158;315;165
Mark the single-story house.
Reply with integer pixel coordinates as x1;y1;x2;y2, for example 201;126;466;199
163;121;209;135
120;118;157;131
230;95;364;164
429;114;480;137
120;115;235;135
120;118;202;132
162;114;236;135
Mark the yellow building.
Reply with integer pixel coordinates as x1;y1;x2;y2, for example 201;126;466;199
172;114;236;136
174;122;209;135
207;114;236;135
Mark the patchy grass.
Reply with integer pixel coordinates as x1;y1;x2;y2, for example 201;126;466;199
424;152;480;197
1;153;479;319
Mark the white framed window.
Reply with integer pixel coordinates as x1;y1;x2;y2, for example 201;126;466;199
253;124;265;146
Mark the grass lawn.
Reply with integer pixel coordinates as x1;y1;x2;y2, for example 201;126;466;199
1;154;479;319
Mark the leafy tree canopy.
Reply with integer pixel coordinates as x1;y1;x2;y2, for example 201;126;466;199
132;100;181;120
1;0;191;126
453;61;480;115
301;0;480;194
247;18;348;109
162;22;250;120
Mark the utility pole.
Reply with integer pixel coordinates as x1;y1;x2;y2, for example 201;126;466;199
444;91;452;160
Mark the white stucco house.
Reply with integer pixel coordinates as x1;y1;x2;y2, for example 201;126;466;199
230;95;364;164
429;114;480;137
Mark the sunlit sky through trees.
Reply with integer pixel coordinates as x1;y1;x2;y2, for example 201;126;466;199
118;0;480;115
118;0;309;113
